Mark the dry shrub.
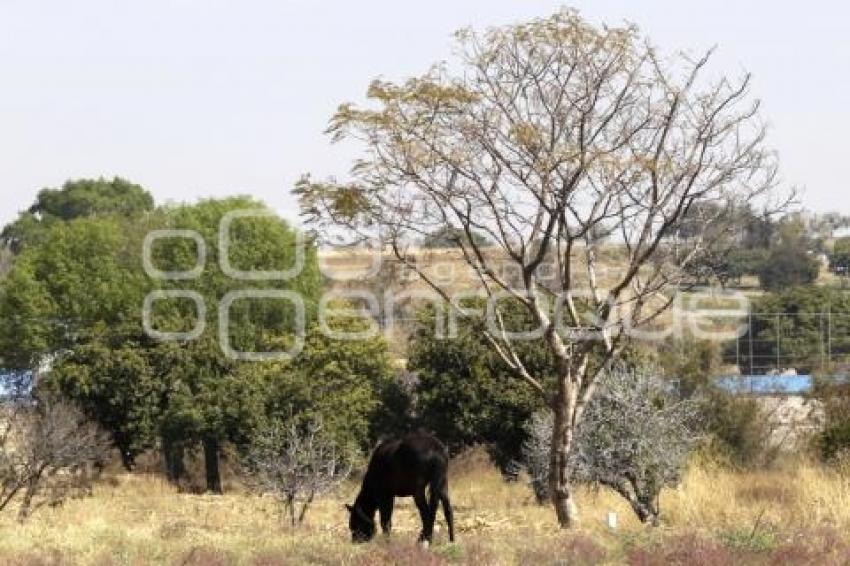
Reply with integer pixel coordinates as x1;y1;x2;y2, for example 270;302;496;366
448;445;494;478
661;460;850;533
270;540;358;566
517;534;607;566
830;449;850;475
251;552;314;566
769;528;850;566
452;540;499;565
251;551;295;566
243;420;352;527
735;483;798;506
158;520;190;540
1;395;112;520
1;550;66;566
357;541;447;566
177;546;233;566
627;533;738;566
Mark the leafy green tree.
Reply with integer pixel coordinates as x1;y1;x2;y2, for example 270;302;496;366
0;262;55;370
0;247;12;278
730;248;769;279
154;335;269;493
656;338;722;397
830;237;850;275
126;197;323;491
0;211;162;470
408;303;549;469
757;217;821;291
1;194;323;492
1;177;154;253
0;215;152;369
758;248;820;291
409;300;656;471
254;316;401;455
737;206;776;251
678;204;775;288
46;325;169;469
736;287;850;374
420;226;491;249
149;197;321;351
686;249;747;288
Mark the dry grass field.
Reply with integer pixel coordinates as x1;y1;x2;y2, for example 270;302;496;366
1;452;849;565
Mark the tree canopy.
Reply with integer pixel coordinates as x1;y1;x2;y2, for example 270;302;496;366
1;177;154;253
0;189;332;492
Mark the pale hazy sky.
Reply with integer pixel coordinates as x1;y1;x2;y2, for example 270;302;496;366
1;1;848;229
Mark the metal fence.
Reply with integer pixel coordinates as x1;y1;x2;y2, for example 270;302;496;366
723;311;850;375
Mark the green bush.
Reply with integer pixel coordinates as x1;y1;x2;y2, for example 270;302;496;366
407;302;548;469
658;338;777;468
735;287;850;375
813;378;850;461
700;389;778;468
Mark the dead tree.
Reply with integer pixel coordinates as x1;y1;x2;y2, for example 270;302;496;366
243;420;352;526
295;9;787;526
0;394;111;520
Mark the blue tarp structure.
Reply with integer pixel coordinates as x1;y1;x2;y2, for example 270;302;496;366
0;370;33;400
714;375;813;395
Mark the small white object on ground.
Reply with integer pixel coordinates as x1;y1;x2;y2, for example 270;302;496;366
607;511;618;530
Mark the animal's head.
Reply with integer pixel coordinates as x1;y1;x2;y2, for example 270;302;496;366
345;503;376;543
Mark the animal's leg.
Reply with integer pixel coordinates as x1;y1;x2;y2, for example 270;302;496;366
413;490;433;543
379;497;394;535
439;481;455;542
425;481;441;540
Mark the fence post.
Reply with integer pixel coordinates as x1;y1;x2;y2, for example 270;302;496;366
749;311;754;376
827;306;832;367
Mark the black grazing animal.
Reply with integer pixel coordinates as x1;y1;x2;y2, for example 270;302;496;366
346;431;454;544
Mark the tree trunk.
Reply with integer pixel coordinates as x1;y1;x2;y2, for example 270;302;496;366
549;387;578;528
17;474;40;522
605;479;661;526
0;484;22;513
163;435;186;484
202;437;222;494
117;441;135;471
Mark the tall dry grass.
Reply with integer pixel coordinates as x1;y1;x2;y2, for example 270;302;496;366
0;452;848;565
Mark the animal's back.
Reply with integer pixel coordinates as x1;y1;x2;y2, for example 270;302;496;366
364;431;448;497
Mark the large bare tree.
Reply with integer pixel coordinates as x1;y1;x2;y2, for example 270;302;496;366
295;9;786;526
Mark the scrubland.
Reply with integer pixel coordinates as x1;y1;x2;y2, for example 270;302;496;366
1;451;849;565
